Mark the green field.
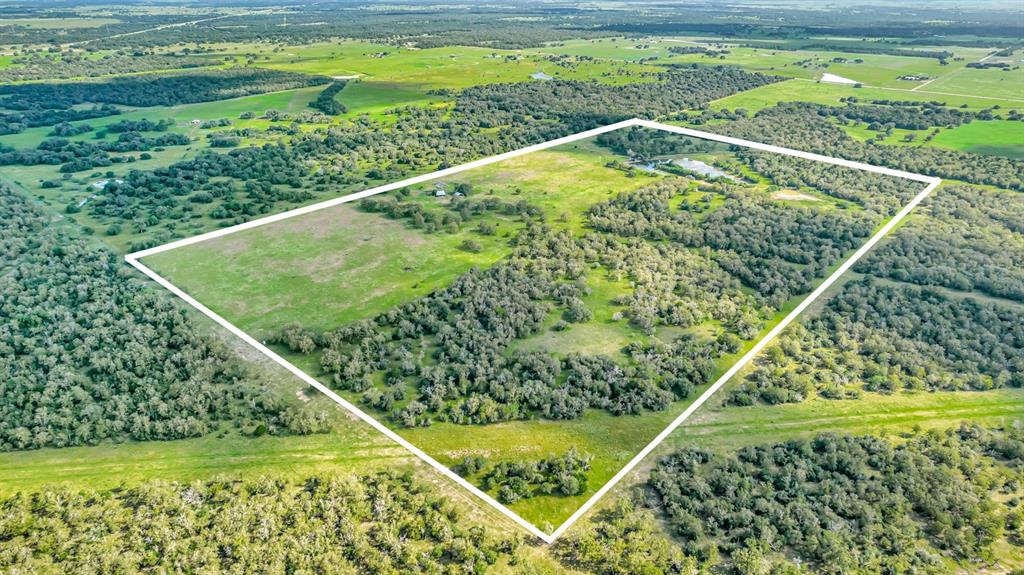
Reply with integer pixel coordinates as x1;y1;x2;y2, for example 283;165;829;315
251;41;656;90
712;78;1024;112
528;36;1021;99
840;118;1024;159
930;120;1024;158
924;64;1024;100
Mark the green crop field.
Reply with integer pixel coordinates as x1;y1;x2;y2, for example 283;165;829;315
841;118;1024;159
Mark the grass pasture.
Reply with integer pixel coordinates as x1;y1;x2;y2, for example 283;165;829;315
923;64;1024;101
678;387;1024;453
840;119;1024;159
930;120;1024;158
145;203;507;337
711;78;1024;113
254;41;655;91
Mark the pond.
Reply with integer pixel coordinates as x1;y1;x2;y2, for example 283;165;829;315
673;157;738;180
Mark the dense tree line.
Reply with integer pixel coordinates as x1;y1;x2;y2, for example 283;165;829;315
0;186;325;451
0;104;119;136
309;81;349;115
104;118;174;133
0;68;327;110
733;147;922;214
0;52;218;83
857;184;1024;302
730;278;1024;405
594;126;717;160
765;42;953;61
816;99;984;129
75;9;613;51
0;470;519;573
450;68;780;134
645;425;1024;573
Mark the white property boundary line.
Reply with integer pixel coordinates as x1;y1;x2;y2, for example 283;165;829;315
126;118;941;544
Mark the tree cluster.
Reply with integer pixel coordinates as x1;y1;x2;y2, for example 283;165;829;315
730;278;1024;405
647;425;1024;573
477;447;592;504
587;177;874;308
711;102;1024;190
857;184;1024;302
309;81;349;115
0;470;518;574
276;223;741;427
0;186;323;451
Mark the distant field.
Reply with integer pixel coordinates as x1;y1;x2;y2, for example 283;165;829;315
0;85;338;252
712;78;1024;112
931;120;1024;158
923;65;1024;101
253;41;657;90
841;119;1024;159
0;17;121;28
529;37;1018;98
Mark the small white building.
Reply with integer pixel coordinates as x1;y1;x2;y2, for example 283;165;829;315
92;178;124;189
